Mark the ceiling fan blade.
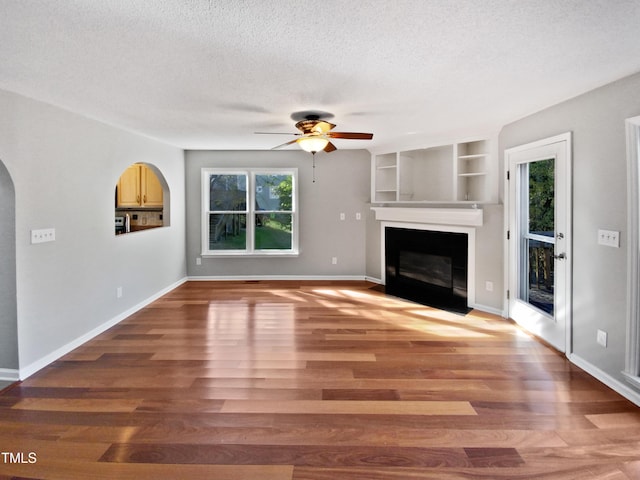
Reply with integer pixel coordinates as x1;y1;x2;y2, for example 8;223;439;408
324;141;337;153
327;132;373;140
271;139;299;150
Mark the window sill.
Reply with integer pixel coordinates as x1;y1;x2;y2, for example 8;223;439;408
201;251;299;258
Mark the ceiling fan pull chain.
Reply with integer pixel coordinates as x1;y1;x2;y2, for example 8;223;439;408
312;153;316;183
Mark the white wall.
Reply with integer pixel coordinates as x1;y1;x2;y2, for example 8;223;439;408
500;71;640;396
185;149;370;278
0;89;187;376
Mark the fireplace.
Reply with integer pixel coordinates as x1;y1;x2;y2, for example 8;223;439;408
385;227;470;312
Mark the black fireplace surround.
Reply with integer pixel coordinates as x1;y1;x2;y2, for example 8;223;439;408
385;227;469;313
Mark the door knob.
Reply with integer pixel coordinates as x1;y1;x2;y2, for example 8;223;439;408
554;252;566;260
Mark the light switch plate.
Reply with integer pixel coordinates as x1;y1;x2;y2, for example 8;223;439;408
31;228;56;244
597;229;619;248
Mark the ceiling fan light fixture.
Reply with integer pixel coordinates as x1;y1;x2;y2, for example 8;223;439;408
297;135;329;153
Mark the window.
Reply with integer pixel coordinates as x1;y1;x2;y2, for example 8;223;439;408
201;168;298;256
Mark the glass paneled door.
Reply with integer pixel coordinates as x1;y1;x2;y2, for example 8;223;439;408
520;159;555;316
506;134;571;353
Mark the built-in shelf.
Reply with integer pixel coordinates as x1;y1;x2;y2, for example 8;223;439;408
372;138;497;204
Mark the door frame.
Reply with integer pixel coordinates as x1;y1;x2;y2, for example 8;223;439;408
624;116;640;387
504;132;573;354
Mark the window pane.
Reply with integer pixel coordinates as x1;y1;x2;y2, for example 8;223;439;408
528;159;554;236
255;213;292;250
255;174;292;211
526;239;554;315
209;214;246;250
518;158;555;316
209;174;247;211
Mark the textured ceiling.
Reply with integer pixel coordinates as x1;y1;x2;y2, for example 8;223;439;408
2;0;640;151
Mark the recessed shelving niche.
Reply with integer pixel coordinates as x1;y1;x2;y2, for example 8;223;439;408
371;138;497;204
373;152;398;203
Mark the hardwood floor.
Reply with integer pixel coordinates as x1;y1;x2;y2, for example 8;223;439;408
1;280;640;479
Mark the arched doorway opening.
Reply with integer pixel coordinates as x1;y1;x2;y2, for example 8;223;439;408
0;159;19;382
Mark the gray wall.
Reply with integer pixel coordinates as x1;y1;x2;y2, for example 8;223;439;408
365;206;381;280
0;89;187;373
186;149;370;277
500;71;640;390
0;160;18;370
474;204;504;310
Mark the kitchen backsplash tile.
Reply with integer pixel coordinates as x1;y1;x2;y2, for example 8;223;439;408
116;210;163;227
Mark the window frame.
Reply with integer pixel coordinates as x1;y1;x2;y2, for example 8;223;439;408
201;167;298;257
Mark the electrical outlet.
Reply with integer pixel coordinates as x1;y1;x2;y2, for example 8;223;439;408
339;213;346;221
116;287;123;299
196;257;202;266
355;212;362;220
485;281;494;292
597;329;608;347
598;229;620;248
332;257;338;265
31;228;56;244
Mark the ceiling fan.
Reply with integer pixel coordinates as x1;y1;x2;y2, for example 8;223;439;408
256;112;373;154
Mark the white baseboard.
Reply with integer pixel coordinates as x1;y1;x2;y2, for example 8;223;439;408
365;276;382;284
569;353;640;408
469;303;505;317
0;368;19;382
19;277;188;380
188;275;368;282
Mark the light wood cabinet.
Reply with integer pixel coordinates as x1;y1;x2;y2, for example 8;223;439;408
372;138;497;204
117;164;163;208
117;165;142;207
141;165;163;207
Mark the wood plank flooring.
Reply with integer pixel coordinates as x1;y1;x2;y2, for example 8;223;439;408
1;280;640;479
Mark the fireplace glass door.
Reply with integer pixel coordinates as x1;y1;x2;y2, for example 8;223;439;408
385;227;468;312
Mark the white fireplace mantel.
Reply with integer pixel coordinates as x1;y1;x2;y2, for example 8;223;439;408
371;207;483;227
372;207;480;307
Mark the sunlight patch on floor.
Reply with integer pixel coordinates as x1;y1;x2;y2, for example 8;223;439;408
302;288;501;339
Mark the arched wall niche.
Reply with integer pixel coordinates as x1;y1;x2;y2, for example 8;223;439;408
0;158;19;378
114;162;170;235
